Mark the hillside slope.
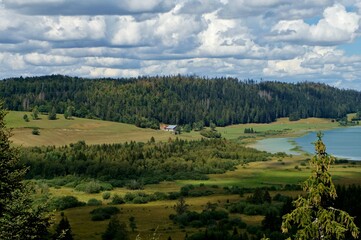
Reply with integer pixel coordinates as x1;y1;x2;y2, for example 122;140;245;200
1;75;360;127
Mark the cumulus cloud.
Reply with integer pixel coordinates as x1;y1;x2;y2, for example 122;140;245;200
270;4;360;45
0;0;361;90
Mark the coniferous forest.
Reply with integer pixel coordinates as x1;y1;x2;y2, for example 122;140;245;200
1;75;361;128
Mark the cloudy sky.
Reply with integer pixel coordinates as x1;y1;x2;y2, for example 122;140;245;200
1;0;361;89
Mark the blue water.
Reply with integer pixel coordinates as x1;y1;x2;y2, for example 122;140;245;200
294;126;361;160
252;126;361;160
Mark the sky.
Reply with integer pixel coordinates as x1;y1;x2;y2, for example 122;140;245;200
0;0;361;90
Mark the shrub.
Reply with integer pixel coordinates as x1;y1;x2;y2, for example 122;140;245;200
32;127;40;135
200;129;221;138
111;194;125;204
75;181;113;194
50;196;85;210
102;191;111;200
90;206;120;221
87;198;102;206
126;179;144;190
124;192;136;202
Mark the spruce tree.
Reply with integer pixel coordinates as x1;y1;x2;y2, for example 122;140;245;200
53;212;73;240
0;102;51;239
281;132;359;239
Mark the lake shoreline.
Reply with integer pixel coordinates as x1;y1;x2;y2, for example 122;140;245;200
249;125;361;161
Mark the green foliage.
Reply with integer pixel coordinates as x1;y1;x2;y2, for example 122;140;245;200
3;75;360;127
281;133;359;240
20;138;271;184
128;216;137;232
244;128;255;133
111;194;125;204
288;112;300;121
247;188;271;204
102;191;111;200
87;198;102;206
48;106;57;120
75;180;113;193
102;215;129;240
53;212;73;240
90;206;120;221
64;106;74;120
23;114;29;122
31;106;39;120
50;196;85;210
200;129;222;138
32;127;40;135
174;196;188;215
0;102;51;239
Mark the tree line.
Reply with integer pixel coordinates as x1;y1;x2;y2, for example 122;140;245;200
1;75;361;128
19;138;272;186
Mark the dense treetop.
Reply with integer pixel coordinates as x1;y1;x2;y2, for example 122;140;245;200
1;75;360;127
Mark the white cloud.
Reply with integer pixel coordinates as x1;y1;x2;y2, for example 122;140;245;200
271;4;360;45
24;53;77;66
44;16;106;41
0;1;361;90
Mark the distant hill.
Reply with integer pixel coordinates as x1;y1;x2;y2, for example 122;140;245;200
1;75;360;127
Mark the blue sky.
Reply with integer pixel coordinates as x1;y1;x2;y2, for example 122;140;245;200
0;0;360;89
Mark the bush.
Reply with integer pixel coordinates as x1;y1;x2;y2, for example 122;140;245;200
102;191;111;200
32;127;40;135
200;129;221;138
87;198;102;206
90;206;120;221
126;180;144;190
75;181;113;194
50;196;85;210
111;194;125;204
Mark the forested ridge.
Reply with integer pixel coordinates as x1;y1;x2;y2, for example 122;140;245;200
1;75;361;127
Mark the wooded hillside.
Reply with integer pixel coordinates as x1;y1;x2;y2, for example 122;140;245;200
1;75;360;127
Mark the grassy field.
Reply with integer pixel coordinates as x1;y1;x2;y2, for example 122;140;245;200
217;117;339;142
55;194;248;240
5;111;201;146
6;111;339;147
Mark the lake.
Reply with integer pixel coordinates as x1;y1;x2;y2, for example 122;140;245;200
251;126;361;160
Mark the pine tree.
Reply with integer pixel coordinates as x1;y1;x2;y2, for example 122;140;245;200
102;215;129;240
48;106;57;120
31;106;39;120
53;212;73;240
281;132;359;240
0;102;51;239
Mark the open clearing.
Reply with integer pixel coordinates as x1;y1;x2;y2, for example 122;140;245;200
5;111;201;146
6;111;338;147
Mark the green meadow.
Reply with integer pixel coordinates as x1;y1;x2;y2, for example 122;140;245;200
6;111;361;240
6;111;338;147
5;111;201;146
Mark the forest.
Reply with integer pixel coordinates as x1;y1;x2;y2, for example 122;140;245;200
19;138;272;187
1;75;361;128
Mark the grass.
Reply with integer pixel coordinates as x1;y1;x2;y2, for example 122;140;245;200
56;194;243;240
217;117;338;142
177;156;361;188
5;111;201;146
6;111;339;147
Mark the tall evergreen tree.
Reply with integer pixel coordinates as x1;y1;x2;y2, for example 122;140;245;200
281;132;359;240
102;215;129;240
53;212;73;240
0;102;51;239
